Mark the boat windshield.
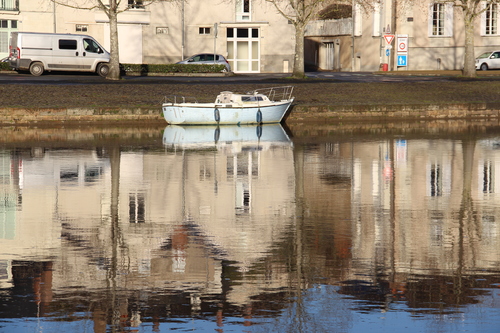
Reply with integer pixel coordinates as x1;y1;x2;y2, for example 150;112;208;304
242;96;264;102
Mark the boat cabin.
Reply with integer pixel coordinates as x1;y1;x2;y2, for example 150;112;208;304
216;91;270;106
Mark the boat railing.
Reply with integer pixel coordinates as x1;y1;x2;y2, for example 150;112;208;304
163;95;198;105
249;86;294;102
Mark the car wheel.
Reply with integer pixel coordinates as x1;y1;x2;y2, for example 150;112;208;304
29;62;44;76
480;63;489;71
97;63;110;77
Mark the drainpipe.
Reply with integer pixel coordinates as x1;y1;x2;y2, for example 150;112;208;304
391;0;397;70
351;0;355;71
53;1;56;32
181;0;185;60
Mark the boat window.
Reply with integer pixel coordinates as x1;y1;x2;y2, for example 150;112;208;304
242;96;263;102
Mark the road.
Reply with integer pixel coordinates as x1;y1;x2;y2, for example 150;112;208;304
0;70;474;85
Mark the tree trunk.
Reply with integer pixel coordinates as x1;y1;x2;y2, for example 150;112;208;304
462;15;476;78
107;10;121;80
292;25;305;78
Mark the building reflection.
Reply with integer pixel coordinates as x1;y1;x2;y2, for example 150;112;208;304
0;125;500;330
0;125;297;331
295;131;500;316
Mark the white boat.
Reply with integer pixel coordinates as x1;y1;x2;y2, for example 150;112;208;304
162;86;294;125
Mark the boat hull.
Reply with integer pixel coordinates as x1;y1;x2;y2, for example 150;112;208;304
162;100;293;125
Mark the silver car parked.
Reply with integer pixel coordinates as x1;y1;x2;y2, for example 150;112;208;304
176;53;231;72
476;51;500;70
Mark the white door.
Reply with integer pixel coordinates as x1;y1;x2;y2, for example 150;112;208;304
103;24;143;64
226;27;260;73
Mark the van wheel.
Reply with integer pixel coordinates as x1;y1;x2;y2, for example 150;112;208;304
480;63;489;71
29;62;44;76
97;63;110;77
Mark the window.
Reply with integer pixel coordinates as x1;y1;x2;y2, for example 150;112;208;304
482;3;499;35
236;0;250;21
199;27;211;35
483;160;494;193
486;4;497;34
429;3;453;37
0;0;18;11
431;3;445;35
76;24;88;32
128;0;144;9
59;39;77;50
0;20;17;55
156;27;168;34
83;38;101;53
430;163;441;196
129;193;145;223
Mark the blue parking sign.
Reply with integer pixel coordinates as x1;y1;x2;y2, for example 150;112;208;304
397;55;407;67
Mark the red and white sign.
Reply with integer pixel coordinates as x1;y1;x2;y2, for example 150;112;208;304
384;35;395;45
397;35;408;53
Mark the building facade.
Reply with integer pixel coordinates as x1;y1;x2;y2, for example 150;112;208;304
305;1;500;72
0;0;296;73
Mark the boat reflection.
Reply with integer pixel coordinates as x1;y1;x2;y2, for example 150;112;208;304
162;124;293;151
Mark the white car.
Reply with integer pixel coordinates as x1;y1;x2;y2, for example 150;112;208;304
176;53;231;72
476;51;500;70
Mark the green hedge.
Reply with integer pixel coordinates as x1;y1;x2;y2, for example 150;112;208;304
120;63;227;74
0;62;227;73
0;61;11;71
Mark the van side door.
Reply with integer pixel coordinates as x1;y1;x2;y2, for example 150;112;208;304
50;38;82;71
80;38;106;71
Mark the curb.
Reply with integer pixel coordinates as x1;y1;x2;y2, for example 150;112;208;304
1;103;500;125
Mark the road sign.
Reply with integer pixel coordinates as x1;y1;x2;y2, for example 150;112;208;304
397;35;408;53
397;55;407;66
384;35;395;44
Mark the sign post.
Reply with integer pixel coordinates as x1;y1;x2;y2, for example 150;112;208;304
397;34;408;68
383;35;394;70
384;35;395;45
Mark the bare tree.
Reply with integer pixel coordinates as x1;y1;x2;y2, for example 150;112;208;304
454;0;499;77
265;0;330;78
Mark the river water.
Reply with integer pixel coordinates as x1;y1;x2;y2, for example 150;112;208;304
0;121;499;333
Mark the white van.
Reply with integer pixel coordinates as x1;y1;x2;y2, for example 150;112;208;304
8;32;110;77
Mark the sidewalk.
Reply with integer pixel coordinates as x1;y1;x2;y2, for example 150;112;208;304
375;69;500;76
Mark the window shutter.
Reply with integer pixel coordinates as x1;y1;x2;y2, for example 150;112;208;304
481;2;487;35
444;3;453;37
354;4;362;36
428;4;433;36
372;3;381;37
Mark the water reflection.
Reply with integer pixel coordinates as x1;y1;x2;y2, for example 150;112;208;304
0;122;499;332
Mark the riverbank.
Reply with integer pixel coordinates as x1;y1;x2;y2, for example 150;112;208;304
2;74;500;125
